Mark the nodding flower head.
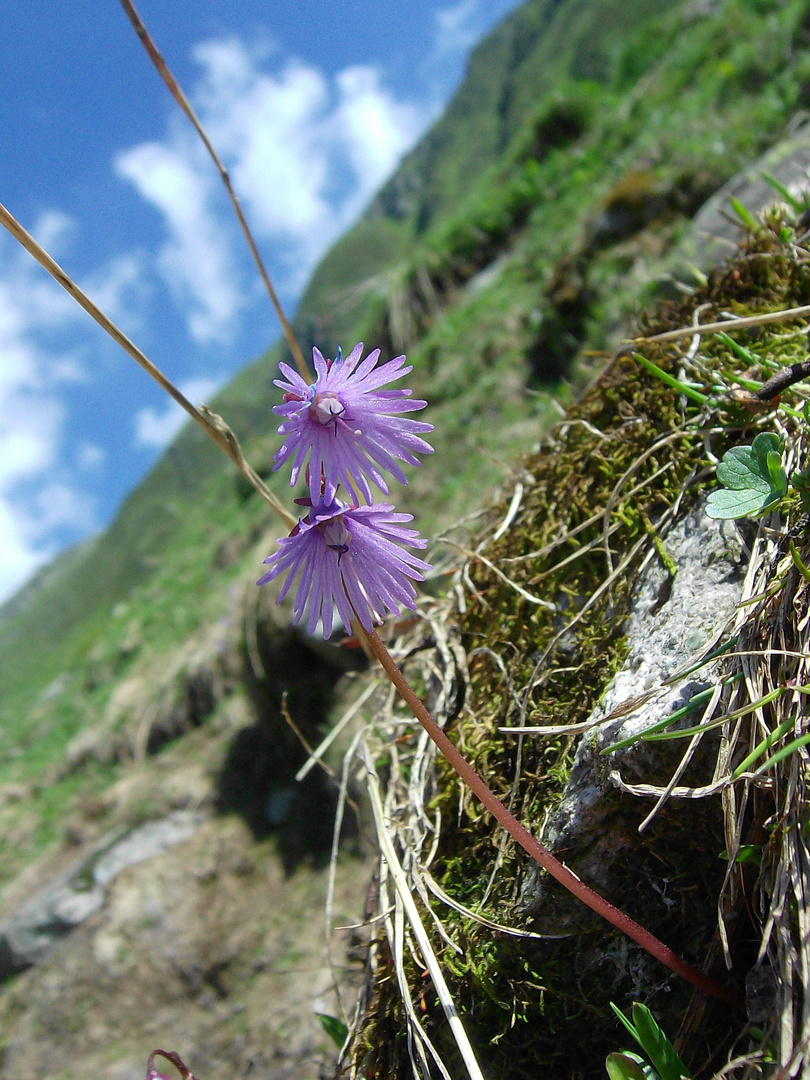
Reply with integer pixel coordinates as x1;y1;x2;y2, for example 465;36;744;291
272;343;434;503
257;496;432;638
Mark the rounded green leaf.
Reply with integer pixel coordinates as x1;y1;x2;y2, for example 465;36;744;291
606;1052;652;1080
707;432;787;519
705;487;780;519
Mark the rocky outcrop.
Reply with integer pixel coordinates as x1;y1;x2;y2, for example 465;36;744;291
0;814;371;1080
674;124;810;273
0;811;205;980
519;507;745;921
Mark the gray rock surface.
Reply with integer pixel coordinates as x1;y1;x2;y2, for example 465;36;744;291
519;506;745;915
676;124;810;274
0;810;205;980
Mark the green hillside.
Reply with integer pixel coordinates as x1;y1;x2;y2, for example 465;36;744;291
2;0;810;1072
3;0;809;861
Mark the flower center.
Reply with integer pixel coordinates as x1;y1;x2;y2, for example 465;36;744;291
322;517;351;560
310;392;345;427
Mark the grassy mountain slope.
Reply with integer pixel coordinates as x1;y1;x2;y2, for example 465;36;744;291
3;0;810;865
297;0;687;340
2;0;809;845
0;0;686;750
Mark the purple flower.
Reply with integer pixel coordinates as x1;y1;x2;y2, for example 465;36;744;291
257;496;432;638
272;343;434;502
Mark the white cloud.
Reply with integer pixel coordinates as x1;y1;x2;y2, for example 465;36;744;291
332;65;429;217
0;38;435;607
0;500;44;606
13;482;97;543
114;141;242;344
133;375;225;451
434;0;483;54
76;442;106;472
0;276;66;488
81;252;147;330
33;210;77;257
115;37;433;328
0;219;112;604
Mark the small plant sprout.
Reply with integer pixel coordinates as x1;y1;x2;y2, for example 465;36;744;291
729;194;760;232
316;1012;350;1050
144;1050;197;1080
705;431;788;520
606;1003;691;1080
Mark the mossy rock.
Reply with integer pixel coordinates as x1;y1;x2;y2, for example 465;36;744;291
345;206;810;1077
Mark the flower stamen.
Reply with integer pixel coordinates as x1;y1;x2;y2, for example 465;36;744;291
322;516;351;562
311;391;346;427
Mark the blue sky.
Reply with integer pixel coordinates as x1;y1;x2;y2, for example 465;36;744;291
0;0;521;604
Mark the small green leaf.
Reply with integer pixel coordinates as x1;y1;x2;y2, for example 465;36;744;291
705;488;777;519
765;450;787;491
761;171;806;214
630;1003;691;1080
316;1013;349;1049
791;467;810;513
719;843;763;866
706;432;787;519
729;195;759;231
606;1052;654;1080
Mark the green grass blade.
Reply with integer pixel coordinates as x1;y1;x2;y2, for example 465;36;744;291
631;1003;691;1080
729;195;759;231
732;716;796;779
667;637;740;682
632;354;708;404
610;1002;641;1041
789;540;810;582
645;686;786;742
601;685;719;755
761;171;805;214
714;330;760;365
755;731;810;774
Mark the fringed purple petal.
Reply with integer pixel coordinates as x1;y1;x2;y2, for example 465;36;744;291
351;358;413;391
340;342;366;376
312;347;329;379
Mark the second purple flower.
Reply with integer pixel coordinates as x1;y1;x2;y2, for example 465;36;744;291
257;496;432;638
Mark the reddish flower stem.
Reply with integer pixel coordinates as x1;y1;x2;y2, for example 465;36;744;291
364;627;744;1009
